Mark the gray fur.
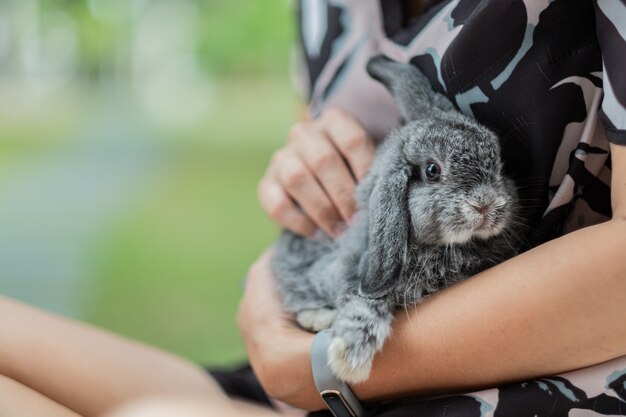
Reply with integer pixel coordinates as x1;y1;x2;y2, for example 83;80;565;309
272;55;525;383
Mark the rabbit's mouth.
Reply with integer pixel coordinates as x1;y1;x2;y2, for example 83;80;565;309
464;195;509;240
438;203;509;244
476;216;490;229
473;220;505;240
441;222;502;244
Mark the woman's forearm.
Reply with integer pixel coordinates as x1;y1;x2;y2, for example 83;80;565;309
354;218;626;400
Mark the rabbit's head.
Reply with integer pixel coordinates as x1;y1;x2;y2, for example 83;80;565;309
397;111;517;245
359;56;518;298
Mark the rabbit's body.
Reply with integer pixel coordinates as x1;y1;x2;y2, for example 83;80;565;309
273;57;524;383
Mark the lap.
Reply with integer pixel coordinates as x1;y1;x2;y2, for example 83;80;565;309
0;296;225;416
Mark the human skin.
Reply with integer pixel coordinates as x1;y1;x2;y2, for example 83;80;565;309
0;374;81;417
0;294;231;416
0;293;286;417
104;397;280;417
238;143;626;411
257;108;375;238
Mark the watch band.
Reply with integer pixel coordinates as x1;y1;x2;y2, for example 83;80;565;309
311;329;366;417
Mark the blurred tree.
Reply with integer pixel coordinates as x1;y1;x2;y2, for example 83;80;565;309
32;0;294;78
197;0;294;76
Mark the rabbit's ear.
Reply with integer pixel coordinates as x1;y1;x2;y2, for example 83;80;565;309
359;167;411;299
366;55;455;121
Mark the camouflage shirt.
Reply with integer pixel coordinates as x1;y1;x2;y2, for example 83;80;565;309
295;0;626;244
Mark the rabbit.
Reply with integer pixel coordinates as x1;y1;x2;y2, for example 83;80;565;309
272;55;524;384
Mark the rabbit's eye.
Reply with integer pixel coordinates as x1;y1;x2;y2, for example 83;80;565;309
425;162;441;181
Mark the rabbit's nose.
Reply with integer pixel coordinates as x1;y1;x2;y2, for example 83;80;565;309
469;203;491;215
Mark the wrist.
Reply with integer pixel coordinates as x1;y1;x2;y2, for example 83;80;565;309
253;328;324;410
311;329;369;416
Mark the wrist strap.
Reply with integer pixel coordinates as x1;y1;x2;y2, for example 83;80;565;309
311;329;366;417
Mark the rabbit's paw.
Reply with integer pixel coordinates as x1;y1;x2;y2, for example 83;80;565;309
327;335;374;383
327;297;393;383
296;308;337;331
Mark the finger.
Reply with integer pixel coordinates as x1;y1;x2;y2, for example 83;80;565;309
322;109;375;181
257;247;276;264
257;176;317;236
293;129;357;223
274;151;343;237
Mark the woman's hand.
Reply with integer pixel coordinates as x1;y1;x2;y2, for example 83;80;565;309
258;108;375;238
236;250;323;410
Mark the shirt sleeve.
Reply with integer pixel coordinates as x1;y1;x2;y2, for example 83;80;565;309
595;0;626;145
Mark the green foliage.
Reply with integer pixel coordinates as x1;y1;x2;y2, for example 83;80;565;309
197;0;295;76
2;0;298;365
84;78;296;365
86;150;280;365
39;0;295;77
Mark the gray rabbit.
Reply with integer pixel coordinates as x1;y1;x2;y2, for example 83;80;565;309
272;56;524;383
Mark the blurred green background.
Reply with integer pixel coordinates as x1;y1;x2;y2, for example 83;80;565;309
0;0;298;366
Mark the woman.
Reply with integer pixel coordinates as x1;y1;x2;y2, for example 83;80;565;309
1;0;625;416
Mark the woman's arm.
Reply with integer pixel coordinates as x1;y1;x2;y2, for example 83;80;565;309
238;143;626;410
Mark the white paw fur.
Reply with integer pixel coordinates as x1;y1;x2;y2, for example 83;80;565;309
327;337;372;384
296;308;337;331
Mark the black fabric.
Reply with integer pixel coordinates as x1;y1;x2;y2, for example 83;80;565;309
299;0;615;244
600;106;626;146
433;0;602;244
594;1;626;111
210;366;626;416
208;364;274;408
380;0;404;37
390;0;450;46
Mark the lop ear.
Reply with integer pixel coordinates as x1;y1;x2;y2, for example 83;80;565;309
366;55;455;121
359;167;411;299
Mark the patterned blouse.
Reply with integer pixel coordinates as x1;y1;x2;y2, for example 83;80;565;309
294;0;626;244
